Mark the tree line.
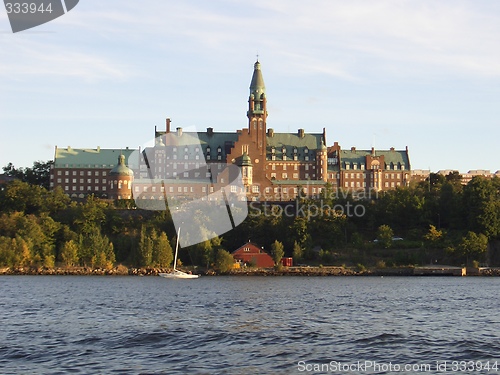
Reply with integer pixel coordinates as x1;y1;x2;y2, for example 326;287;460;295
1;162;499;270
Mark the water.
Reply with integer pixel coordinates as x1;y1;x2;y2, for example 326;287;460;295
1;276;499;374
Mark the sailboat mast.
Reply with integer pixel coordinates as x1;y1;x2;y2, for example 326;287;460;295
173;226;181;271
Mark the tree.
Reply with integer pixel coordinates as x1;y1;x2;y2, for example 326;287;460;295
271;240;285;265
456;231;488;266
2;161;53;189
423;225;444;248
138;226;154;267
152;232;173;267
376;225;394;249
462;177;500;238
60;240;79;267
214;249;234;273
292;241;303;263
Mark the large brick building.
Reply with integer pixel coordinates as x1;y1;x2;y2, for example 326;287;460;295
51;60;411;201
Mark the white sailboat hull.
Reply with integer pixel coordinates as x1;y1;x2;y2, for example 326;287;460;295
159;270;200;279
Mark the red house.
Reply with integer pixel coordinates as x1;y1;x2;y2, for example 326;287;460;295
232;242;275;268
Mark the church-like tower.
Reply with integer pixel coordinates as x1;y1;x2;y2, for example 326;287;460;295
247;60;267;153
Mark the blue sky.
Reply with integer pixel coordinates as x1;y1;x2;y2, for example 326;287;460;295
1;0;499;173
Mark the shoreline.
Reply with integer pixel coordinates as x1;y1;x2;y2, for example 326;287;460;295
1;266;500;277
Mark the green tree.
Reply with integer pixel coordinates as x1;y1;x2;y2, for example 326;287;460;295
423;225;444;248
376;225;394;249
214;249;234;273
462;177;500;238
456;231;488;266
138;226;154;267
152;231;173;267
271;240;285;265
60;240;79;267
292;240;303;263
2;160;53;189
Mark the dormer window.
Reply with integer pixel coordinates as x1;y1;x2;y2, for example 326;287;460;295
271;147;275;154
217;146;222;153
304;148;309;154
293;147;297;154
206;146;211;153
184;147;189;152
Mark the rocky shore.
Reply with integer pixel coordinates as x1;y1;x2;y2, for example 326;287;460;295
1;266;499;276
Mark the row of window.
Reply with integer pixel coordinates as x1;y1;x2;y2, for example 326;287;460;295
344;173;404;179
344;163;406;171
63;186;107;192
55;170;107;177
343;181;402;188
270;164;316;171
56;178;107;184
270;173;316;179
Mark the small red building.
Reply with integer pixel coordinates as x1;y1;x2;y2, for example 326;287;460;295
232;242;275;268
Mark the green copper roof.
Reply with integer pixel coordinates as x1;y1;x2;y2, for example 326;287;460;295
53;147;137;168
110;154;134;176
236;152;252;166
266;132;324;161
154;131;239;159
250;60;265;95
340;149;410;170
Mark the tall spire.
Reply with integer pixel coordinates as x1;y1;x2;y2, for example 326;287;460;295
249;60;265;96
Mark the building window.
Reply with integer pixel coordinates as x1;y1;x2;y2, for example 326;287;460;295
283;165;287;171
282;173;287;179
57;171;62;176
178;187;182;193
271;173;276;178
184;187;188;192
252;185;259;193
293;173;298;179
272;164;276;170
169;187;174;193
184;172;189;177
87;171;91;176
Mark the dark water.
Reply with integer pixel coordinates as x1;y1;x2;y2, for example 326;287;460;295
1;276;499;374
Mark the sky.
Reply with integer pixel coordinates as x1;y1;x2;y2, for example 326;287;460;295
1;0;500;173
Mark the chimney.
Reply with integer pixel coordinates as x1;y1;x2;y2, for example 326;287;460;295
371;147;375;155
207;127;214;136
97;146;100;152
166;118;171;133
298;129;305;138
176;127;182;137
351;146;356;152
390;147;395;152
268;128;274;137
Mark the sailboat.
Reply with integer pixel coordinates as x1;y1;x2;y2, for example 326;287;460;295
159;227;200;279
